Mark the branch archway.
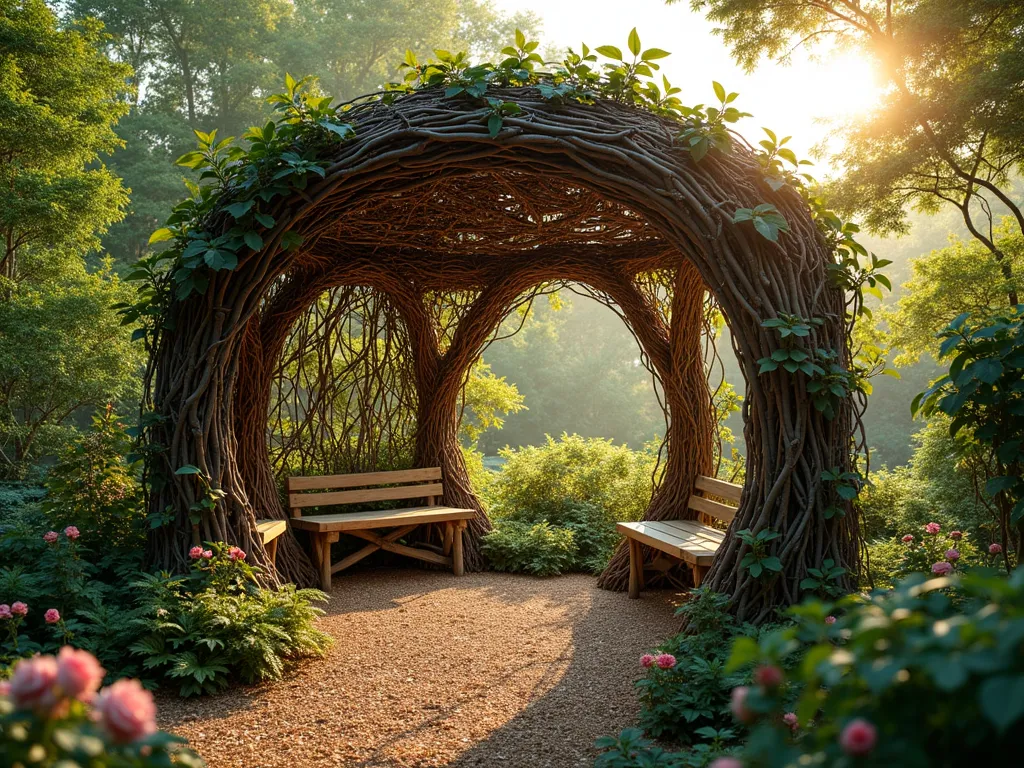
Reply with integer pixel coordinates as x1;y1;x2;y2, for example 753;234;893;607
143;87;859;621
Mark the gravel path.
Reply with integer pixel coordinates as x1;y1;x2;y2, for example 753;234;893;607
159;569;679;768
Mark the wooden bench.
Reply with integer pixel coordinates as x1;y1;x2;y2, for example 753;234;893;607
617;474;742;598
255;519;287;566
287;467;475;591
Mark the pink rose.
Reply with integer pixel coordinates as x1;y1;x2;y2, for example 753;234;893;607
945;549;960;562
730;685;754;724
932;561;953;575
43;531;58;544
44;608;60;624
8;655;59;711
925;522;941;535
640;654;655;668
709;760;743;768
655;653;676;670
56;647;105;701
64;526;80;540
783;712;799;731
228;546;246;561
94;679;157;743
825;615;837;625
990;543;1003;555
201;550;213;560
11;602;28;616
839;718;877;756
754;664;784;688
0;604;11;620
189;546;204;560
950;531;962;540
901;534;914;543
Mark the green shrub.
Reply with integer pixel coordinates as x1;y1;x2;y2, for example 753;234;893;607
725;569;1024;766
43;407;145;551
128;544;332;696
481;521;577;576
484;434;656;572
866;521;995;588
0;484;45;523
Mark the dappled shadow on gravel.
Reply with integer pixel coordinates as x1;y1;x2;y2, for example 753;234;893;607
158;570;680;768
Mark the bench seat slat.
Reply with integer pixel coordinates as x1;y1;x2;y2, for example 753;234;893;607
290;482;444;509
254;519;287;543
291;505;475;532
287;467;442;491
617;520;722;566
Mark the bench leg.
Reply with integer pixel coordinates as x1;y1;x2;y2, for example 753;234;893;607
693;564;709;588
452;521;465;576
628;538;642;599
266;537;279;567
318;533;332;592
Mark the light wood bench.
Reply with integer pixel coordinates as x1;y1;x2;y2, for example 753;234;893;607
617;474;741;598
287;467;475;591
255;519;287;566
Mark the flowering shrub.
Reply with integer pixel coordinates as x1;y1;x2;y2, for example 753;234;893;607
1;648;205;766
721;568;1024;766
128;544;332;695
867;520;996;588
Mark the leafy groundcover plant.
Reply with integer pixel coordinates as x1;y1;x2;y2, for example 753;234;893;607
129;544;332;696
1;647;205;766
724;568;1024;766
596;590;784;767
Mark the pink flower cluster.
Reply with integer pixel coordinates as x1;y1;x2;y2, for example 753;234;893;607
0;601;28;619
45;608;61;624
990;542;1003;555
932;561;953;575
2;649;156;743
189;546;213;560
925;522;941;534
228;546;246;561
43;527;80;544
639;652;676;670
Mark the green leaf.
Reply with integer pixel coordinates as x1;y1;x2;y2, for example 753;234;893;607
979;675;1024;732
627;28;641;57
225;200;254;219
488;114;503;138
641;48;670;60
595;45;623;60
175;465;201;476
148;227;174;245
243;231;264;251
713;81;726;102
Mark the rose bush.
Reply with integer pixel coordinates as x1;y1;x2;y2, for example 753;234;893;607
1;648;204;767
722;568;1024;766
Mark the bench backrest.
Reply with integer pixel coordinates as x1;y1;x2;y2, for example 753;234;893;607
287;467;443;518
688;474;742;525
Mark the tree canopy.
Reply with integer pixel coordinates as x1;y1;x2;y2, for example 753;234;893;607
685;0;1024;303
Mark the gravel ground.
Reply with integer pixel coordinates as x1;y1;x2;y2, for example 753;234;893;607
159;569;680;768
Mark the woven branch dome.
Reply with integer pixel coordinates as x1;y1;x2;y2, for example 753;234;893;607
147;86;858;622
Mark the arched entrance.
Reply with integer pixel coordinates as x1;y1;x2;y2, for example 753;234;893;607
141;84;858;621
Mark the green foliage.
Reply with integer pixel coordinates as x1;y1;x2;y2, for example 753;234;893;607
736;528;782;579
732;204;789;242
725;570;1024;765
459;361;526;445
797;559;846;597
637;591;754;744
481;520;576;576
43;407;145;551
914;308;1024;529
0;0;130;283
483;434;656;572
129;546;332;696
